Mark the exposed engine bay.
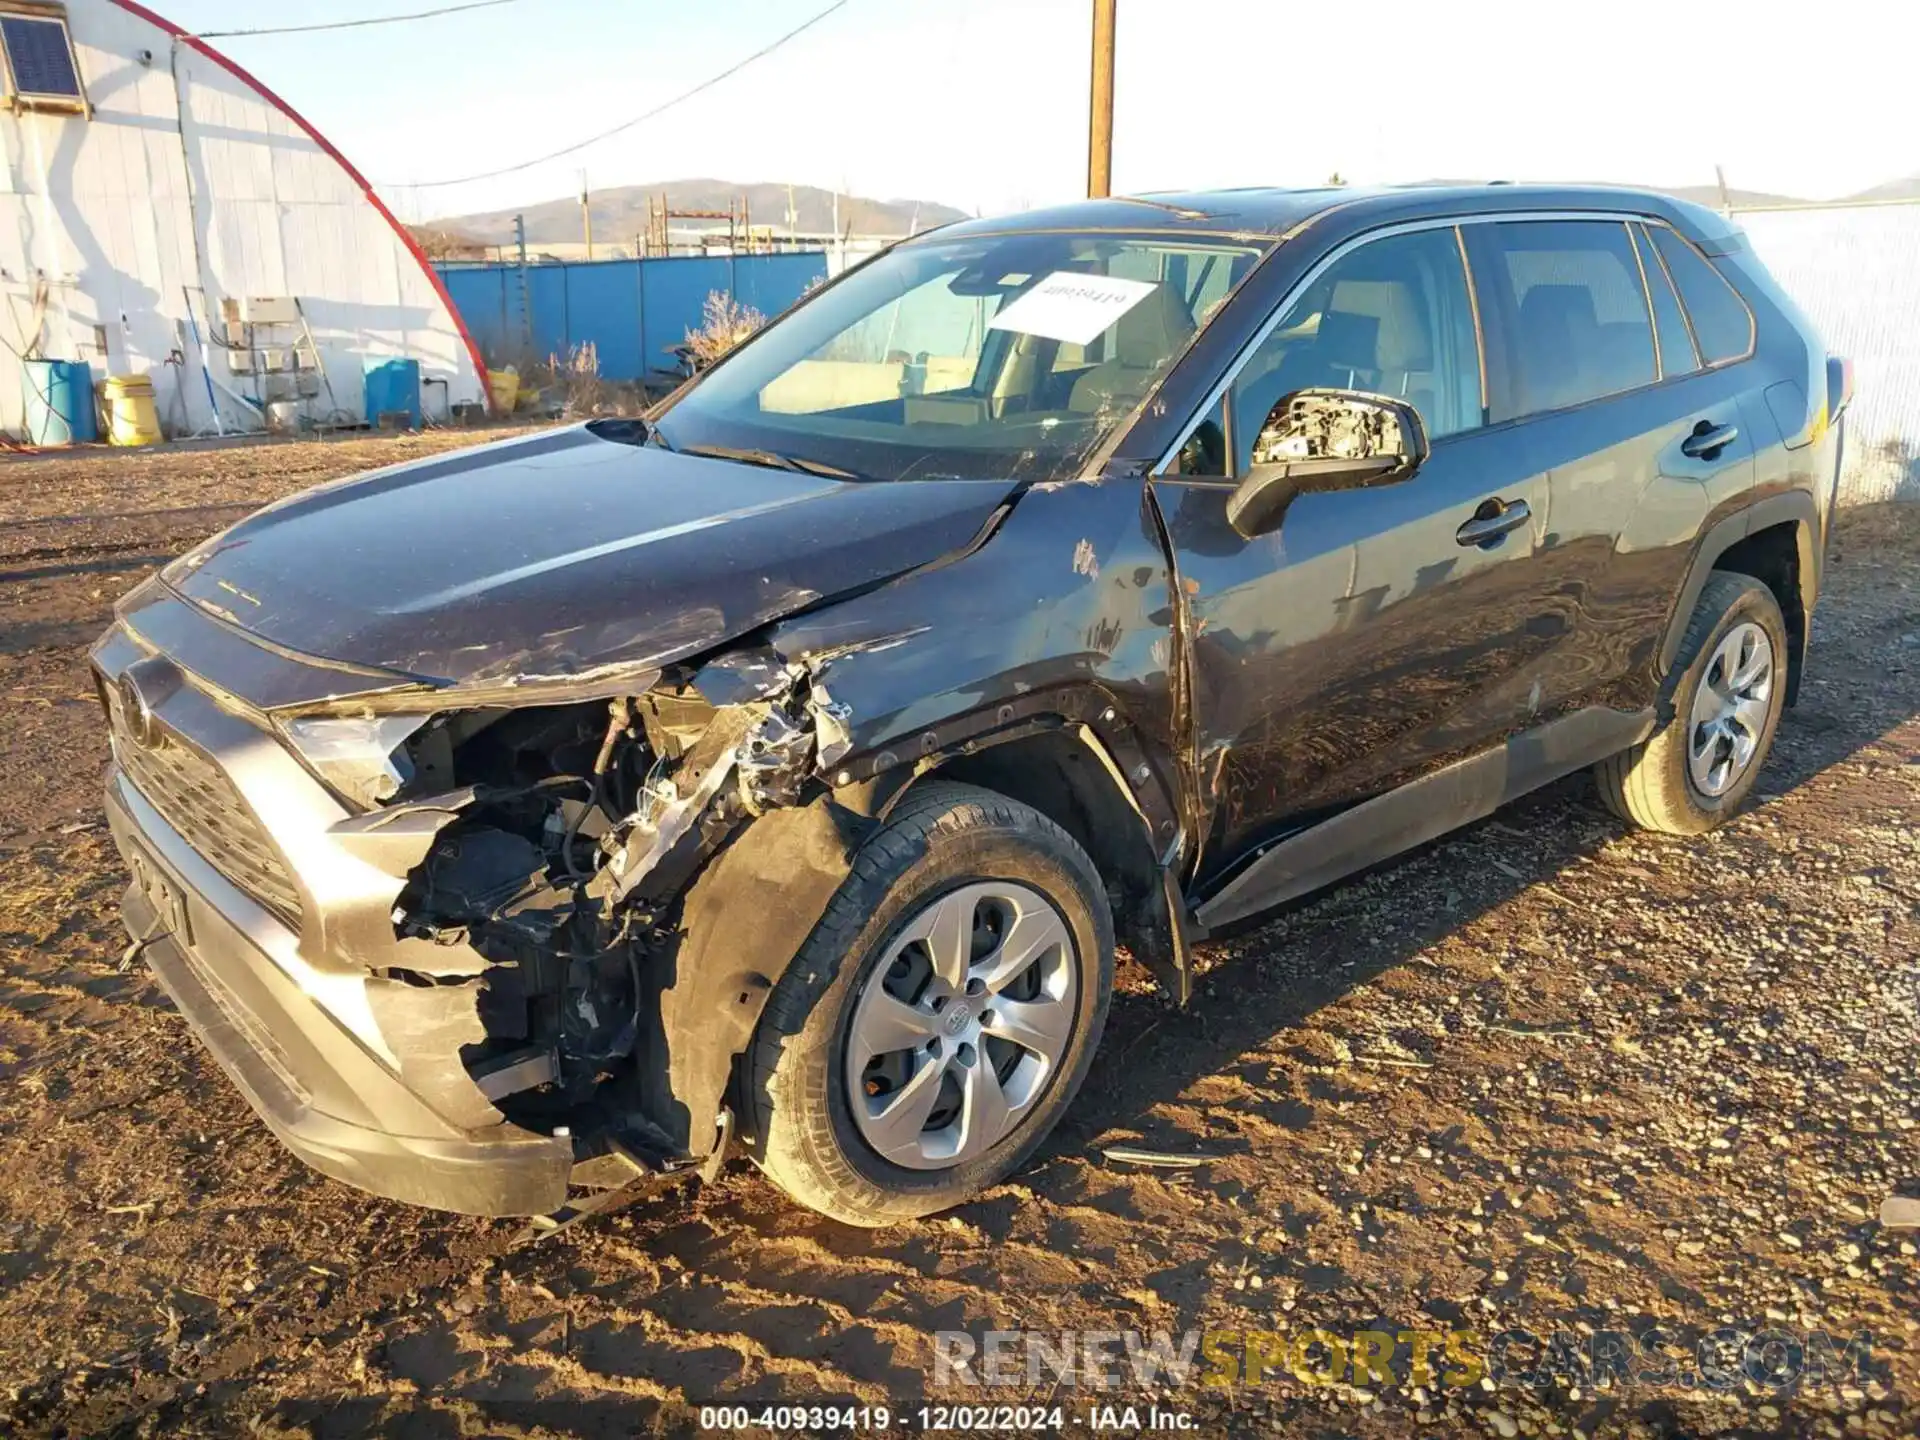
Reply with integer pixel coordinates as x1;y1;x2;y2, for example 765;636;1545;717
369;652;861;1168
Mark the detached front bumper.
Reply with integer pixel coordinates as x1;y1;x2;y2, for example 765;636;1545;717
105;772;573;1216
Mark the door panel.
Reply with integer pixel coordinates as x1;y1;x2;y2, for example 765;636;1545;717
1161;424;1557;881
1461;218;1756;719
1510;376;1754;716
1161;223;1571;882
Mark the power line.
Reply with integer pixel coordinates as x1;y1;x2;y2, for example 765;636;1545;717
192;0;524;40
380;0;848;190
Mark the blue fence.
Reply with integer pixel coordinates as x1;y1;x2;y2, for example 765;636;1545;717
435;252;828;384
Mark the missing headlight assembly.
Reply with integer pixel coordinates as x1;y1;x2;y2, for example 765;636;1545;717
350;655;864;1175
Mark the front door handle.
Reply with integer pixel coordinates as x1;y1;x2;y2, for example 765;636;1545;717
1681;421;1739;458
1456;497;1531;547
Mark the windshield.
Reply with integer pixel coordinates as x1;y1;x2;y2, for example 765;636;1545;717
655;232;1261;482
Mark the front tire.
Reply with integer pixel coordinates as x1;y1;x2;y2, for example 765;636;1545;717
747;782;1113;1226
1593;571;1788;834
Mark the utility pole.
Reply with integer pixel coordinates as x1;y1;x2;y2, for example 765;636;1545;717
1087;0;1115;198
580;169;594;260
510;212;532;361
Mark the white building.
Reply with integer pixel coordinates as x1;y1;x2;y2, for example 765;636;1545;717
1737;202;1920;506
0;0;488;439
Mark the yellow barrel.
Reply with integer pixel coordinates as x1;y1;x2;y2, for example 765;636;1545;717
100;373;162;446
487;365;519;415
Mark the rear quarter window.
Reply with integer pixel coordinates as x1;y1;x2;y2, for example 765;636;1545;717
1631;223;1699;379
1650;228;1755;364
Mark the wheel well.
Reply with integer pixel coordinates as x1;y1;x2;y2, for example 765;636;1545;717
1711;520;1807;704
915;729;1159;929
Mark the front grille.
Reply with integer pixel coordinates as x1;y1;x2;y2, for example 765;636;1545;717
113;719;305;930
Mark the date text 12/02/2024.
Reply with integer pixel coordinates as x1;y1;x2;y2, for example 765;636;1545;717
699;1405;1197;1431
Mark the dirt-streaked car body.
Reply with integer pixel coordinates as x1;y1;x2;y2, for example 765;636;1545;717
94;184;1848;1223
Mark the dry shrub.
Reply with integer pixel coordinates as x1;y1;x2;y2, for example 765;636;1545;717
515;342;642;417
684;291;765;368
546;340;605;413
409;224;486;260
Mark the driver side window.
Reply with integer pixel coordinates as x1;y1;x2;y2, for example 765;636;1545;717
1226;227;1484;473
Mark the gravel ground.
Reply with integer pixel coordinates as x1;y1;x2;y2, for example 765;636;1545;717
0;431;1915;1439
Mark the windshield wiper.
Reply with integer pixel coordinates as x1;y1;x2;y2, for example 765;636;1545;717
674;442;862;481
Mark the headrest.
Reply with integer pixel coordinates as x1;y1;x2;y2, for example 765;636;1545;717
1312;309;1382;373
1519;284;1599;336
1330;279;1432;372
1108;283;1196;368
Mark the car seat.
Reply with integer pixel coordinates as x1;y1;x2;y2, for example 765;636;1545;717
1067;283;1198;416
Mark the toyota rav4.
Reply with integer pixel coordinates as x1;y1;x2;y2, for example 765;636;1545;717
94;184;1850;1226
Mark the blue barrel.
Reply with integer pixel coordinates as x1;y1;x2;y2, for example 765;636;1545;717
363;358;422;429
22;359;98;445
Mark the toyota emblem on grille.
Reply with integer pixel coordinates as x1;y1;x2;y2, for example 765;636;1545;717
117;671;158;748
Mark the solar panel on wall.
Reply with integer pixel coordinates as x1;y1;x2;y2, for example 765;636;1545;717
1;15;82;100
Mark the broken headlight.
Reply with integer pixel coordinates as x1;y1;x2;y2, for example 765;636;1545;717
281;714;432;810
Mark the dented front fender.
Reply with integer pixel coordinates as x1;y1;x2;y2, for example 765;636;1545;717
766;473;1186;850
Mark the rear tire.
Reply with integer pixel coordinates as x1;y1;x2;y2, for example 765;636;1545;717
1593;571;1787;834
747;782;1113;1226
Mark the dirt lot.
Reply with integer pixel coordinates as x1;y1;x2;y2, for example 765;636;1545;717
1;430;1916;1439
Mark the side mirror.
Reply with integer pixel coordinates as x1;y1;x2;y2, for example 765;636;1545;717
1226;389;1429;538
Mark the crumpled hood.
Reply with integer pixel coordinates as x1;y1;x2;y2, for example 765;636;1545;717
165;425;1015;687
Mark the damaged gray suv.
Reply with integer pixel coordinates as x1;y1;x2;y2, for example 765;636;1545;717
96;184;1846;1225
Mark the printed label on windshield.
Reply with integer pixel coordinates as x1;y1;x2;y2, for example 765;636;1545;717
987;272;1160;347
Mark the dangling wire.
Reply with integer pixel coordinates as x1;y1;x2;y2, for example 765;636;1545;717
191;2;526;40
561;699;630;880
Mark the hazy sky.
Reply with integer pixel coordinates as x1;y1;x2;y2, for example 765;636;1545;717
155;0;1920;224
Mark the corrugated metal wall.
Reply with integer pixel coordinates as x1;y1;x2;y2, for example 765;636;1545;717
1739;204;1920;505
0;0;484;438
436;252;828;383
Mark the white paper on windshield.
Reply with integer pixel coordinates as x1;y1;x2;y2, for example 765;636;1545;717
987;272;1160;347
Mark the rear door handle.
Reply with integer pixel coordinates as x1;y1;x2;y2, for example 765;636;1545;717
1681;421;1739;458
1456;497;1531;547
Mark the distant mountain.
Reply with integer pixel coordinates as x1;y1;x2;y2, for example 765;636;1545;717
1395;178;1807;208
433;179;969;245
1645;183;1803;209
1654;177;1920;208
1843;175;1920;202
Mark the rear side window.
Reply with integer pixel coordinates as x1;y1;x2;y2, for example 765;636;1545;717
1631;224;1699;379
1471;220;1656;419
1649;228;1755;364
